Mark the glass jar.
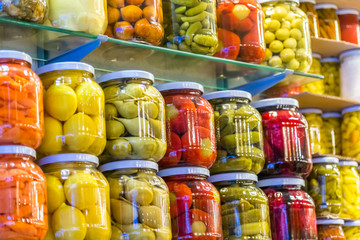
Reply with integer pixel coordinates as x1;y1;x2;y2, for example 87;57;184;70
258;177;318;240
1;0;48;23
344;220;360;240
340;49;360;101
163;0;218;55
252;98;312;178
322;112;342;155
106;0;164;45
299;108;323;154
317;219;346;240
38;153;111;240
338;160;360;220
203;90;264;174
36;62;106;157
337;9;360;44
99;160;171;240
0;146;47;240
156;82;216;169
98;70;166;163
48;0;107;35
299;0;320;38
215;0;266;63
322;57;341;97
208;172;271;240
315;3;341;40
260;0;313;72
341;106;360;159
307;157;342;218
302;53;324;94
0;50;44;149
158;167;223;239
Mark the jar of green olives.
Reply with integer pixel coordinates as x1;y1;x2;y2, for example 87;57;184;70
208;172;271;240
299;108;323;154
307;157;342;219
203;90;265;175
322;112;342;155
322;57;341;96
99;160;172;240
260;0;312;72
302;53;324;94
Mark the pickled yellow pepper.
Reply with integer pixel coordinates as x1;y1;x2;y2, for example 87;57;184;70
300;109;323;154
342;106;360;159
344;222;360;240
302;53;324;94
321;58;341;97
321;112;342;155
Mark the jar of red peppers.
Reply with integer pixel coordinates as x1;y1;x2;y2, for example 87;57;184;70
252;98;312;178
208;172;271;240
203;90;265;174
157;167;223;240
0;50;44;149
215;0;266;63
156;82;216;169
317;219;346;240
0;145;47;239
258;177;318;240
299;0;320;38
315;3;341;40
337;9;360;44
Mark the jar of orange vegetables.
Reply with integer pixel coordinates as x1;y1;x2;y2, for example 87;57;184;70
0;50;44;149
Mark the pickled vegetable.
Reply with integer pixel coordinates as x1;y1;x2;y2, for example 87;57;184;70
344;221;360;240
302;53;324;94
338;9;360;44
299;109;323;154
299;0;320;37
322;58;341;97
315;3;341;40
341;106;360;159
1;0;48;23
321;112;342;155
317;219;345;240
340;49;360;101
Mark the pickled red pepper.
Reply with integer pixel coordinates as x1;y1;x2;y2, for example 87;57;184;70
315;3;341;40
317;219;346;240
337;9;360;44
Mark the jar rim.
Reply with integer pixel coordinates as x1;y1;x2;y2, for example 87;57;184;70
312;53;322;59
315;3;338;10
338;160;358;167
299;108;323;114
208;172;258;183
155;82;204;93
203;90;252;102
251;98;299;109
0;50;32;65
313;157;339;164
321;57;340;63
157;167;209;177
99;160;158;172
258;0;299;4
342;105;360;115
344;220;360;226
0;145;36;158
97;70;154;84
300;0;315;3
322;112;342;118
257;177;305;187
340;49;360;61
36;62;95;75
337;9;359;15
38;153;99;167
317;219;344;225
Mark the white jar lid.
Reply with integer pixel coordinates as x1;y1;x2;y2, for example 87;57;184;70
155;82;204;93
208;172;258;183
312;53;322;59
36;62;95;75
300;0;316;4
257;177;305;187
258;0;299;4
38;153;99;167
315;3;338;10
337;9;359;15
322;112;342;118
321;57;340;63
97;70;154;84
157;167;209;177
0;50;32;65
0;145;36;158
252;98;299;109
203;90;252;102
342;105;360;115
338;160;358;167
344;220;360;226
340;49;360;61
313;157;339;164
317;219;344;225
99;160;158;172
299;108;323;114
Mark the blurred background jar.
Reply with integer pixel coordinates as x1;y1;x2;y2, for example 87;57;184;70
344;220;360;240
340;49;360;101
1;0;48;23
302;53;324;94
315;3;341;40
317;219;346;240
341;106;360;159
321;57;341;96
299;0;320;38
337;9;360;44
299;108;323;155
321;112;342;155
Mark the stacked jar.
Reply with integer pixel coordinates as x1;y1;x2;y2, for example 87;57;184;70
302;53;324;94
299;0;320;38
341;106;360;159
337;9;360;44
321;112;342;155
317;219;346;240
340;49;360;101
299;108;323;155
315;3;341;40
344;220;360;239
322;57;341;97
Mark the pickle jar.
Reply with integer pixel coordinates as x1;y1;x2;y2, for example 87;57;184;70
106;0;164;45
344;220;360;240
158;167;223;239
0;146;47;240
162;0;218;55
299;0;320;38
337;9;360;44
260;0;313;72
1;0;48;23
99;160;172;240
315;3;341;40
307;157;342;218
38;153;111;240
341;106;360;159
258;177;318;240
97;70;166;163
208;172;271;240
322;57;341;97
338;160;360;220
36;62;106;157
322;112;342;155
203;90;265;174
302;53;324;94
317;219;346;240
299;108;323;154
252;98;312;178
215;0;266;63
156;82;216;169
0;50;44;149
340;49;360;101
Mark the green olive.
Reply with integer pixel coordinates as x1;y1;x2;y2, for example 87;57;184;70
264;48;273;61
285;11;296;22
281;20;291;29
283;38;297;49
296;48;307;61
272;6;288;20
280;48;295;63
298;38;306;48
268;56;282;67
287;58;300;70
291;18;303;29
275;28;290;41
267;19;281;32
290;28;302;40
299;60;310;72
269;40;284;53
264;31;275;44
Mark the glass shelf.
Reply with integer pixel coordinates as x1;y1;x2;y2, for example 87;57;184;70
0;17;323;91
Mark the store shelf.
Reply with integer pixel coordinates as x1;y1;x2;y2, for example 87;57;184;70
0;17;323;92
311;37;360;58
292;92;360;112
316;0;360;12
313;153;359;163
